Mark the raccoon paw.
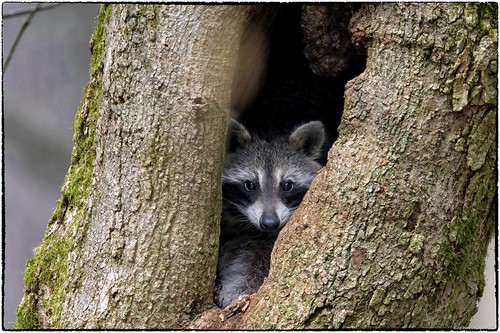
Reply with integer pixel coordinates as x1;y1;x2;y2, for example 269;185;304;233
219;293;256;321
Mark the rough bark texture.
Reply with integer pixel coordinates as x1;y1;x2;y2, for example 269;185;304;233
16;4;245;329
239;3;496;329
16;3;496;330
301;3;361;77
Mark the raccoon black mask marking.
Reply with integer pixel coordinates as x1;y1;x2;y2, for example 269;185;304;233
215;119;325;308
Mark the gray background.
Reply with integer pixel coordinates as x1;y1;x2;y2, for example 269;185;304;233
2;3;496;329
3;3;100;328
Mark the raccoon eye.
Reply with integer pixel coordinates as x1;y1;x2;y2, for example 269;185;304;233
282;181;294;192
244;181;256;191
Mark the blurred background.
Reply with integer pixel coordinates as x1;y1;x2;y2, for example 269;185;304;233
3;3;100;328
2;2;496;329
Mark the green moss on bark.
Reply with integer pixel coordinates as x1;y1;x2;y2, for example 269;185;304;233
14;5;111;329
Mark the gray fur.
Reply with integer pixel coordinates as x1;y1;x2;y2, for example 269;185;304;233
226;119;252;152
288;120;325;160
215;120;325;308
215;236;274;308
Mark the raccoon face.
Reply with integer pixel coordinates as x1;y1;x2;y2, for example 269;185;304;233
222;120;325;232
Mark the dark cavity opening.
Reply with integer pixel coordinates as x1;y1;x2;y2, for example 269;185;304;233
230;4;366;165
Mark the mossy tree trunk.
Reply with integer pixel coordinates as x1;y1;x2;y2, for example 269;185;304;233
16;3;496;330
15;4;246;329
238;3;496;329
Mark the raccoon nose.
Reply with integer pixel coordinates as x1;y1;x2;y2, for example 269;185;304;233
259;212;280;231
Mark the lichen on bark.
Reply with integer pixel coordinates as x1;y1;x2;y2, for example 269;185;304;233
15;4;111;329
240;3;496;329
16;4;246;329
15;3;495;330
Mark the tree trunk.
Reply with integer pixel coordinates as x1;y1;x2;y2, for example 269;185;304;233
240;3;496;329
15;4;246;329
16;3;496;330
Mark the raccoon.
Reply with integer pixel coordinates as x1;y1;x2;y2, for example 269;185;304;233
214;119;325;308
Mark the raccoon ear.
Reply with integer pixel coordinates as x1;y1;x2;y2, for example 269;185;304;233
289;121;325;160
227;119;252;152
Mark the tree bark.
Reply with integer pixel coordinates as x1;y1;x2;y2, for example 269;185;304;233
16;3;496;330
240;3;496;329
15;4;246;329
